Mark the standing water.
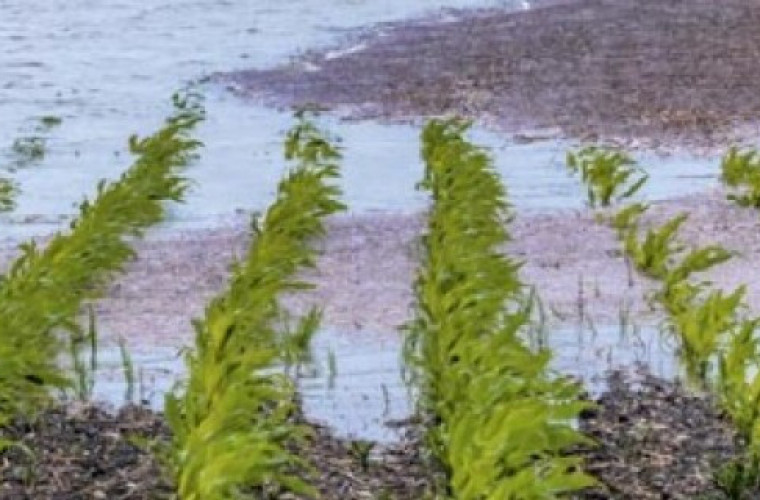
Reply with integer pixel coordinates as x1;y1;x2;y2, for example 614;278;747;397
1;0;720;241
1;0;702;441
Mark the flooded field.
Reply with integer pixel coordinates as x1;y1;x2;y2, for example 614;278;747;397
0;0;731;439
0;0;723;242
4;0;759;496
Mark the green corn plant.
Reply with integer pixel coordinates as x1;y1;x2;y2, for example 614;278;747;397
405;118;594;499
623;213;687;279
721;147;760;208
610;202;649;237
665;286;745;387
0;92;203;424
715;319;760;498
566;146;648;208
719;318;760;445
164;112;345;499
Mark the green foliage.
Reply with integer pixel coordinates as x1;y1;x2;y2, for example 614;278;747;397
349;440;375;473
405;118;594;499
610;202;649;237
566;146;648;208
718;318;760;447
623;214;687;279
0;92;203;424
68;305;98;402
721;147;760;208
715;455;760;500
0;178;16;212
165;113;345;499
665;286;745;386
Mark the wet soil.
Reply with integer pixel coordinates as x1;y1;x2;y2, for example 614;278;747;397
225;0;760;150
0;371;749;499
578;370;747;499
0;404;434;500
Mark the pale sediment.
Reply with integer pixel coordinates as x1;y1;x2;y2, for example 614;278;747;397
3;188;757;356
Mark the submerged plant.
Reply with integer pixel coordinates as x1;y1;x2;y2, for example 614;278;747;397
0;178;16;212
567;146;648;208
165;112;345;499
0;92;203;423
610;202;649;237
721;147;760;208
405;118;594;498
10;136;46;167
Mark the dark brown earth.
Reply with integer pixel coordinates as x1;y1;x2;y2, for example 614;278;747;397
578;370;748;499
225;0;760;150
0;404;435;499
0;373;751;499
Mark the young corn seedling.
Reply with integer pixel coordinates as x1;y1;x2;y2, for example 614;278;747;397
665;286;745;387
68;305;98;402
623;213;687;280
610;202;649;238
164;112;345;499
566;146;648;208
0;92;203;423
405;118;594;499
721;147;760;208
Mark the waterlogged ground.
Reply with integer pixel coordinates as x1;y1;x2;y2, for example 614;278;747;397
0;0;724;241
2;0;757;455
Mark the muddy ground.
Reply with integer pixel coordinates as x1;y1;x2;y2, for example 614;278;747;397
0;372;747;499
224;0;760;152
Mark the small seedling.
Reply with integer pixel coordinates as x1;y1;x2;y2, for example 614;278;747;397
349;440;376;472
623;213;687;279
567;146;648;207
610;202;649;237
721;147;760;208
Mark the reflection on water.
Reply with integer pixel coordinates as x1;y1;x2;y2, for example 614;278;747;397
89;323;679;443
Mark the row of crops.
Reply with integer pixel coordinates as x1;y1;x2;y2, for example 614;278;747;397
566;146;760;495
5;91;760;497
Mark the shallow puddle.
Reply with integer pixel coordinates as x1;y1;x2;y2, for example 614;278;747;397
88;322;679;443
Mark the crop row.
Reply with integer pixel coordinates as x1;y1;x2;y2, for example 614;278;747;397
404;119;594;498
0;93;203;426
164;112;346;498
568;146;760;495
